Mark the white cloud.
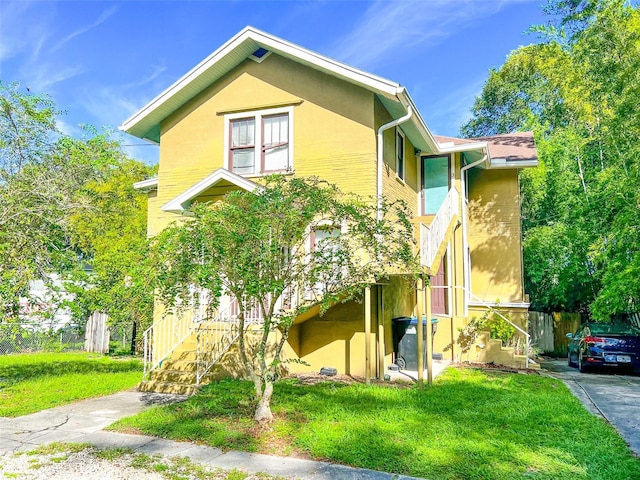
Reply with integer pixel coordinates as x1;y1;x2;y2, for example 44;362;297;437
0;1;52;64
122;65;168;90
330;0;530;70
419;76;486;136
51;5;118;52
26;65;84;92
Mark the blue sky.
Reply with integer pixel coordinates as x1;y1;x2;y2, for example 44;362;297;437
0;0;548;164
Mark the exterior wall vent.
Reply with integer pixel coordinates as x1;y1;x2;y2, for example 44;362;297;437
249;47;271;63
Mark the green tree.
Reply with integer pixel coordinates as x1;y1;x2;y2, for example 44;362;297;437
0;82;154;334
151;175;420;422
66;154;156;350
0;83;92;317
462;0;640;318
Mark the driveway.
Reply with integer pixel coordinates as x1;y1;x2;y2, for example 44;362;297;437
542;358;640;456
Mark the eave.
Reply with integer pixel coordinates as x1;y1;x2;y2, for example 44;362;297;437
120;26;402;143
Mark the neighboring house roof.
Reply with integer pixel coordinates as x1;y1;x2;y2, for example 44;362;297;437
434;132;538;169
472;132;538;167
161;168;259;213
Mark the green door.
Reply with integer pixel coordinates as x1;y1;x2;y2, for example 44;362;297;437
422;155;450;215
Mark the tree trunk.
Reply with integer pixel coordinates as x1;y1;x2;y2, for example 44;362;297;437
130;320;137;355
253;379;274;423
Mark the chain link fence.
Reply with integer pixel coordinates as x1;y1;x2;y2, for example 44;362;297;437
0;323;135;355
0;323;84;354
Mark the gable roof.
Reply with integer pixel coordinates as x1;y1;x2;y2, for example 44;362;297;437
161;168;259;213
120;26;537;169
121;26;446;154
122;27;400;141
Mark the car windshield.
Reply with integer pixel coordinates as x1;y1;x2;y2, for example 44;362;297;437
588;323;640;336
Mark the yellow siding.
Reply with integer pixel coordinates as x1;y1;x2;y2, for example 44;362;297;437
283;277;416;377
375;98;420;217
140;46;532;375
149;53;377;236
467;168;524;303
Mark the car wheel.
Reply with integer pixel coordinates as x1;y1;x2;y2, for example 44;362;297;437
578;353;589;373
568;352;577;368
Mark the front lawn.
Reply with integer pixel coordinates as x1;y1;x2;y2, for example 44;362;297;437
110;367;640;480
0;351;142;417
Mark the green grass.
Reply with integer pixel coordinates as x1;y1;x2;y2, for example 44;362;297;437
0;351;142;417
110;367;640;480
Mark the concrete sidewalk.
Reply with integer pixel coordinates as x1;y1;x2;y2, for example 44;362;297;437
0;390;421;480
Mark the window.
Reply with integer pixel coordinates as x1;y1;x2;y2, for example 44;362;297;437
310;226;342;296
396;128;405;181
421;154;450;214
230;118;255;175
263;113;289;172
312;227;341;252
226;107;293;176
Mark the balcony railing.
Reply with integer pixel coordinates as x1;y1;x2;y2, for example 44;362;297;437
420;187;459;269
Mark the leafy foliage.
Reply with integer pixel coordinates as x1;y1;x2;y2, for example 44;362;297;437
0;82;154;336
151;175;421;422
462;0;640;318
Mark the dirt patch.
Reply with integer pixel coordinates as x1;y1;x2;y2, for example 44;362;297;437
286;372;364;386
455;361;541;375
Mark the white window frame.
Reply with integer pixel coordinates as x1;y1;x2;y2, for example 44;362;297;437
396;128;405;181
224;106;294;177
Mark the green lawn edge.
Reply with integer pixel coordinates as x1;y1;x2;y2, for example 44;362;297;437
0;352;143;417
109;367;640;480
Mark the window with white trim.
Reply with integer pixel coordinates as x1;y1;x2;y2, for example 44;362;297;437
226;107;293;176
396;128;405;180
309;225;342;298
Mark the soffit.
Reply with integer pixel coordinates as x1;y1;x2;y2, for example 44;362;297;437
121;27;402;143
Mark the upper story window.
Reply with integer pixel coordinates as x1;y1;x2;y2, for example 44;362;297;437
225;106;293;176
396;128;405;181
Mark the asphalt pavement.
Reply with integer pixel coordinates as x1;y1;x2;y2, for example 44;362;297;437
541;358;640;456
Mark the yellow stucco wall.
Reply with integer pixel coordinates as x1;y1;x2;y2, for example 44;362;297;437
148;53;378;236
375;98;420;218
141;48;532;375
281;276;418;377
467;168;524;303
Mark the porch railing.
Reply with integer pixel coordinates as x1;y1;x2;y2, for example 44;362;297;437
195;296;264;384
142;293;272;382
469;293;531;368
142;300;207;379
420;187;459;269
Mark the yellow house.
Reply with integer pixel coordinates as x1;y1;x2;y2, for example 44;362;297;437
122;27;538;394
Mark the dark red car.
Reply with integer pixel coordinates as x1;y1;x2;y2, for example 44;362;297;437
567;322;640;373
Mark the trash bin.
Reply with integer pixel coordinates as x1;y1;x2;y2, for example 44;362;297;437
392;316;440;370
392;316;427;370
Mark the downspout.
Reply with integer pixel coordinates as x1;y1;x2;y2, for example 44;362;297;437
377;105;412;222
459;153;487;316
374;102;411;382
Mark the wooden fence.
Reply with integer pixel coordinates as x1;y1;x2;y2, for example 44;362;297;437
84;312;110;353
529;311;582;355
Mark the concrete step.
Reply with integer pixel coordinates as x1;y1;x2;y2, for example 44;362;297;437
169;350;197;361
159;358;198;371
138;380;200;396
514;355;540;369
149;369;198;384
